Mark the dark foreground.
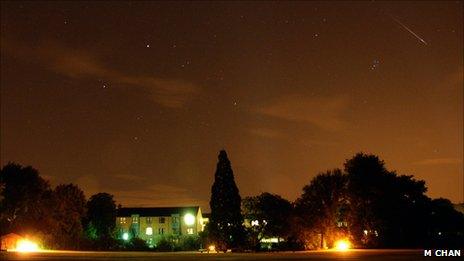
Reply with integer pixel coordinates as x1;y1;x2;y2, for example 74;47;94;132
1;249;458;260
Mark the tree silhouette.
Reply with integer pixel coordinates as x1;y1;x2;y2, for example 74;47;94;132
344;153;430;247
426;198;464;248
52;184;87;249
0;162;51;236
295;169;348;249
243;192;293;249
209;150;245;250
85;193;116;242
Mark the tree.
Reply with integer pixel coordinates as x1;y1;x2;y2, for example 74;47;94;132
85;193;116;242
294;169;348;249
51;184;87;249
209;150;245;250
344;153;388;247
0;163;52;236
426;198;464;248
242;193;292;249
344;153;430;247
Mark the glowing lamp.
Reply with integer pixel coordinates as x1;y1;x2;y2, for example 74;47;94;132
334;239;351;251
208;245;216;252
184;213;195;226
16;239;39;252
122;232;129;241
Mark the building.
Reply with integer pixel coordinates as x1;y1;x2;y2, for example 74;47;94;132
116;206;203;247
201;212;210;231
1;233;23;251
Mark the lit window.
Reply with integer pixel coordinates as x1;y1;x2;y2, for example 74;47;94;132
261;237;279;243
132;216;138;224
147;217;152;224
146;227;153;235
251;220;259;226
187;228;194;234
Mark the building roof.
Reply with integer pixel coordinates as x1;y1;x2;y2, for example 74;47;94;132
117;206;200;217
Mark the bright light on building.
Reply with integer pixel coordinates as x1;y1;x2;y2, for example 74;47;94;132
122;232;129;241
261;237;279;243
334;239;351;251
146;227;153;235
184;213;195;226
15;239;39;252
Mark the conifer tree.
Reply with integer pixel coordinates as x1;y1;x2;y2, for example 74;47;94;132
209;150;245;250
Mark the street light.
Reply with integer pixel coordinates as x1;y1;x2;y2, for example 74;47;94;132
184;213;195;226
15;239;39;252
334;239;351;251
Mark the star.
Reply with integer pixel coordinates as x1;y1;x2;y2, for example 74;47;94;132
370;59;380;70
146;44;150;48
181;60;191;68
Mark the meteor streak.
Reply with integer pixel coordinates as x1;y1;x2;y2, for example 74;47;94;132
390;15;428;45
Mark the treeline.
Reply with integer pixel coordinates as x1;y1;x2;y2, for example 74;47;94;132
0;163;119;250
1;152;464;251
207;151;464;251
0;163;206;251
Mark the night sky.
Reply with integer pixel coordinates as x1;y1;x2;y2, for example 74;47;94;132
1;1;462;210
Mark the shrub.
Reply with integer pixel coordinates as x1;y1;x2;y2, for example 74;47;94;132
156;237;174;251
127;237;149;250
178;235;201;251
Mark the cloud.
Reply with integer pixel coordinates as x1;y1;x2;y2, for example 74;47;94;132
112;184;207;208
114;174;146;181
3;39;199;108
249;127;282;139
412;158;462;166
254;95;349;131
